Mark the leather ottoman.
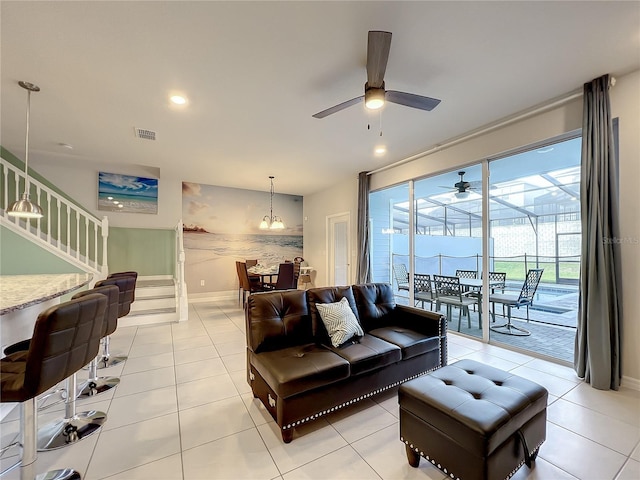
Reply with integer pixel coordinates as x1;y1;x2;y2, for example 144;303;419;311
399;359;547;480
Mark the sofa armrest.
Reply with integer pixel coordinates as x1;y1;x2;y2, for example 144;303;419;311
394;305;447;366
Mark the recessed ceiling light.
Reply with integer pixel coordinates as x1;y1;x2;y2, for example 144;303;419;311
170;95;187;105
58;142;73;150
118;204;124;208
374;146;386;155
536;147;554;154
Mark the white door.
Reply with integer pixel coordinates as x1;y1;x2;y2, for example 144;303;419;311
327;213;350;286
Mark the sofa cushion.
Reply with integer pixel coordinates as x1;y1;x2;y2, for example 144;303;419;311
352;284;396;332
307;286;359;345
251;344;350;398
246;289;312;353
316;297;365;347
324;334;401;376
368;327;441;360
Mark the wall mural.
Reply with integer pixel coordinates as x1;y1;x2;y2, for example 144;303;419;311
182;181;303;293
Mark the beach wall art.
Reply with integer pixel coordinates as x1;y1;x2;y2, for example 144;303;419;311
182;181;303;294
98;172;158;214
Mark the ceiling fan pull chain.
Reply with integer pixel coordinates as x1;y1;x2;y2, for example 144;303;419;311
379;110;383;137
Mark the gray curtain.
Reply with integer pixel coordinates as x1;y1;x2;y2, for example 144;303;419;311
574;74;621;390
356;171;372;283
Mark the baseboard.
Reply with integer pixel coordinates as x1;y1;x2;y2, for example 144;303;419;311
137;274;173;281
188;290;235;302
621;375;640;391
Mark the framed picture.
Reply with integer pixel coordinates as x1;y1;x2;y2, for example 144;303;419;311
98;172;158;214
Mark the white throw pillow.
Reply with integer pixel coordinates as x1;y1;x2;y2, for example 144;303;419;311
316;297;364;347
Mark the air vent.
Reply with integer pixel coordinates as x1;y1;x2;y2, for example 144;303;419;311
134;128;157;141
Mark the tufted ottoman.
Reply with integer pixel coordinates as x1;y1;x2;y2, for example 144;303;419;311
399;359;548;480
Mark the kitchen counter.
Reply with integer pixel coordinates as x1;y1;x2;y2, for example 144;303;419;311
1;273;93;315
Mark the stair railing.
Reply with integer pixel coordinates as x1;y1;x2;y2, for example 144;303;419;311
175;219;188;321
1;156;108;276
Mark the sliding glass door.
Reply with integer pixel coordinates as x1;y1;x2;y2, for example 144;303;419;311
369;134;582;364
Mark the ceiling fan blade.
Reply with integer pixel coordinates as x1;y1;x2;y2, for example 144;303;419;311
386;90;441;111
312;95;364;119
367;31;392;88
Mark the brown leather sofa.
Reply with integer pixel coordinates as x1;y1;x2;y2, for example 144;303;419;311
245;283;447;443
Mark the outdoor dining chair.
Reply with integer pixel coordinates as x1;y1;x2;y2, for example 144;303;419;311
433;274;480;332
489;268;544;336
414;273;435;310
393;263;410;293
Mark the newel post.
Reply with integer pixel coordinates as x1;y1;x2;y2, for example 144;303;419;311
101;216;109;276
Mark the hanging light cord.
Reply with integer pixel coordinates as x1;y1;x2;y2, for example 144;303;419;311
23;85;32;195
269;176;275;222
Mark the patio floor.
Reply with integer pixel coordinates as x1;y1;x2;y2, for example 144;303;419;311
397;285;579;364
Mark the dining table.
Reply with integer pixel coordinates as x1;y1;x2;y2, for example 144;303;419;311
247;264;279;284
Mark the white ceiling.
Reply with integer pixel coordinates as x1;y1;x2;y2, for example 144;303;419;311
1;1;639;197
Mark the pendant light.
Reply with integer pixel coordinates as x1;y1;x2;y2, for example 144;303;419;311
7;81;43;218
259;176;285;230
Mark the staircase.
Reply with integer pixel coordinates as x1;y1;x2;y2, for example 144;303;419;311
1;155;107;276
1;154;189;325
121;276;179;327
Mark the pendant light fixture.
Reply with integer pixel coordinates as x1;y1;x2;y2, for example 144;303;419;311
7;81;43;218
259;176;285;230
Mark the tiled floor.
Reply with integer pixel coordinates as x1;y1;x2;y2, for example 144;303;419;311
1;297;639;480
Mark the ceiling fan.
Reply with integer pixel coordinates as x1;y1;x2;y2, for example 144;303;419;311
441;171;478;199
312;31;441;119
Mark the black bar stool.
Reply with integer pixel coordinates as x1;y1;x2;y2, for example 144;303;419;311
0;293;107;479
93;274;136;369
72;285;121;398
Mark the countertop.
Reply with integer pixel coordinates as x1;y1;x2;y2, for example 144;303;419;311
0;273;93;315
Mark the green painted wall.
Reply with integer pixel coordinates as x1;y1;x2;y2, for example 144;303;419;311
108;227;175;276
0;226;82;274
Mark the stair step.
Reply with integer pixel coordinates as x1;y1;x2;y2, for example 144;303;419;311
119;309;178;327
135;294;174;301
131;297;175;312
137;279;174;288
128;307;176;317
136;285;175;297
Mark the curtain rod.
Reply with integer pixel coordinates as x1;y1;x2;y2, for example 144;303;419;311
368;87;585;176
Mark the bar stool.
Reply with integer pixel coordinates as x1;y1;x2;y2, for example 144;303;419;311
93;275;136;369
107;271;138;301
72;285;121;398
0;293;107;479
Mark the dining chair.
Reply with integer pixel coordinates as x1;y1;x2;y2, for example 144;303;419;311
455;269;477;279
238;262;267;305
489;268;544;336
482;271;505;293
414;273;435;310
392;263;410;293
264;262;296;290
455;269;478;295
293;256;304;284
433;274;480;332
246;259;258;267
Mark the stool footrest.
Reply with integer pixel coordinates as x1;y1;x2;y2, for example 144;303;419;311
37;411;106;451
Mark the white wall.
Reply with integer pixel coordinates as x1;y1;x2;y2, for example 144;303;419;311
303;176;358;287
304;70;640;386
30;156;182;229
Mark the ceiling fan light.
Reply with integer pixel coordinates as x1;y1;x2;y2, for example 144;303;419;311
365;88;385;110
455;190;470;200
